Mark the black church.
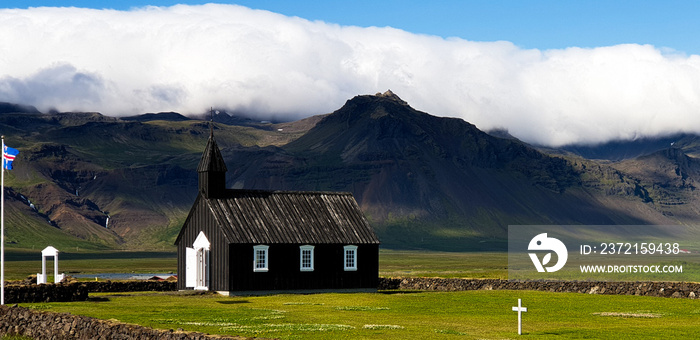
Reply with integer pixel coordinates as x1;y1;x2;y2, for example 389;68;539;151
175;130;380;294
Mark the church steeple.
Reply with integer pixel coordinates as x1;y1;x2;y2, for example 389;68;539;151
197;128;227;198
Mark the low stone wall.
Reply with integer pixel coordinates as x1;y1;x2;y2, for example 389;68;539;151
3;280;177;304
9;277;699;303
0;305;254;340
4;283;88;304
379;277;700;298
81;280;177;293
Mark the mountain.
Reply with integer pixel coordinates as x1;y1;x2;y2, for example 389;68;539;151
0;102;40;114
1;92;699;251
121;112;191;122
559;133;700;161
611;147;700;217
216;91;682;249
0;111;280;250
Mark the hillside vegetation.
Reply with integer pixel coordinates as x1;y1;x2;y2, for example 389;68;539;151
1;92;699;251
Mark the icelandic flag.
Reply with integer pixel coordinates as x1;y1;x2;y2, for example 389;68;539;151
3;145;19;170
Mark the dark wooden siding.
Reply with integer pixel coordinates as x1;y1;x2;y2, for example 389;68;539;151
177;191;381;292
176;195;230;291
228;244;379;291
198;171;225;198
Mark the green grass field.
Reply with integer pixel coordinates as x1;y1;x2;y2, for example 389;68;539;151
20;290;700;339
379;250;507;279
7;249;700;338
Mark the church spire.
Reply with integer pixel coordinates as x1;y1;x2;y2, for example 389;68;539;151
197;125;227;198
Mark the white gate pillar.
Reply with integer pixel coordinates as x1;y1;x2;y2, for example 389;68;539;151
37;246;64;284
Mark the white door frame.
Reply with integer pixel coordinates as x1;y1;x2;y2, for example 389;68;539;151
190;231;210;290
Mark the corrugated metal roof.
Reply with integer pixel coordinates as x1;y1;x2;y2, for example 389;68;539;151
196;132;228;173
205;189;380;244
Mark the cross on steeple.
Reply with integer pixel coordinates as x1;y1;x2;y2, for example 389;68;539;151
209;107;214;136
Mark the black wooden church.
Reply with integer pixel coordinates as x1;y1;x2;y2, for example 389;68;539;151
175;130;380;293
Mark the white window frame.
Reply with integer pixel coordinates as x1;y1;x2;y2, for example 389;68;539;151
343;245;358;271
253;245;269;272
299;245;315;272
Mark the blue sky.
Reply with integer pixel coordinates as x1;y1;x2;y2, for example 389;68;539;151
3;1;699;55
2;2;700;146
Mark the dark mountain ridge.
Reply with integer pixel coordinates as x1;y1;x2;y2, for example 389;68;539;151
0;102;40;114
217;92;680;249
121;111;191;122
560;133;700;161
0;93;698;251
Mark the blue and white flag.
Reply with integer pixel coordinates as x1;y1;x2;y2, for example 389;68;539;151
3;145;18;170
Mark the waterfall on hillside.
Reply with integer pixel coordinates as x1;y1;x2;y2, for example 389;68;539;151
21;195;37;211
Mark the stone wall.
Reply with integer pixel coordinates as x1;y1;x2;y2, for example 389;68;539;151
3;280;176;304
4;283;88;304
0;305;254;340
8;277;699;303
379;277;700;298
81;280;177;293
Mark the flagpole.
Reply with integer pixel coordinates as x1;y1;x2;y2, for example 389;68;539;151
1;135;5;305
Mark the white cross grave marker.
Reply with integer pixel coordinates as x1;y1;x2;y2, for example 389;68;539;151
511;298;527;335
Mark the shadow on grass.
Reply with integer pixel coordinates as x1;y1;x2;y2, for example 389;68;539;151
87;297;110;302
216;300;251;304
378;290;423;295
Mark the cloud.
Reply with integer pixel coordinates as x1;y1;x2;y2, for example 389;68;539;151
1;4;700;146
0;63;107;111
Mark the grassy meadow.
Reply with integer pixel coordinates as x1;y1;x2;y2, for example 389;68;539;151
378;250;507;279
20;289;700;339
7;249;700;338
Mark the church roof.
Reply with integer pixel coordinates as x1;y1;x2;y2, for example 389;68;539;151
183;189;379;245
197;131;228;173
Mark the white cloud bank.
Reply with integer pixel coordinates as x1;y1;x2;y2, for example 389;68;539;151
2;4;700;146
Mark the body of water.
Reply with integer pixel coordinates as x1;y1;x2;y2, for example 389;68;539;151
72;273;174;280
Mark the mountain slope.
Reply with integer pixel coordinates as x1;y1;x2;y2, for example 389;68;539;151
1;92;698;251
224;91;674;249
559;133;700;161
612;147;700;220
1;111;299;250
